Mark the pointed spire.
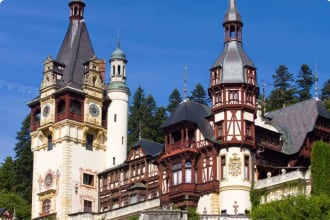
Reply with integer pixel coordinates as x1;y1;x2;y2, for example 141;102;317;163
117;30;121;49
224;0;242;23
139;121;142;140
183;64;189;102
314;61;319;101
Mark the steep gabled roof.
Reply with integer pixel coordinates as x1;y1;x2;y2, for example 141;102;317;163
56;19;95;89
265;99;330;155
160;100;215;143
132;138;164;157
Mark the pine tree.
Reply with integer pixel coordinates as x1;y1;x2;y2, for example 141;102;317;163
128;86;146;148
189;83;209;105
267;65;298;111
321;78;330;111
167;88;182;114
296;64;314;101
13;114;33;202
128;87;166;148
0;157;16;192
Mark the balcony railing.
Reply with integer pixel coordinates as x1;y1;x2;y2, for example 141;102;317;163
254;169;310;189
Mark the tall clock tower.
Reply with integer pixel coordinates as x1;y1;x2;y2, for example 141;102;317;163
208;0;259;214
28;1;108;219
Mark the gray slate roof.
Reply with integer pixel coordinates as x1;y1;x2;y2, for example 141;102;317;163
265;99;330;155
160;100;215;143
132;138;164;157
212;41;255;83
56;19;95;89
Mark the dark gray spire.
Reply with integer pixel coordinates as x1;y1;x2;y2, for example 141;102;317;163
211;0;255;83
55;1;95;89
224;0;242;23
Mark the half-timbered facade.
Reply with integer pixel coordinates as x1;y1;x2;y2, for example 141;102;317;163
158;101;220;211
98;139;162;217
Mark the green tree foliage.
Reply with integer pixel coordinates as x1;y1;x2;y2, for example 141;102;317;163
128;86;166;148
13;114;33;202
0;114;33;204
167;88;182;114
189;83;209;106
321;78;330;111
250;195;330;220
267;65;298;111
0;157;16;192
311;141;330;196
188;207;200;220
296;64;314;101
0;190;31;220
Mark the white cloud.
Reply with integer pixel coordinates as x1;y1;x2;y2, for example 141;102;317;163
0;80;38;95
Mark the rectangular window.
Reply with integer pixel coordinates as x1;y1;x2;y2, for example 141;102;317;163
221;156;226;179
83;173;94;186
244;156;250;179
216;123;223;140
229;90;239;103
172;163;182;185
130;194;137;204
47;135;53;151
215;92;222;104
86;134;93;151
83;200;92;212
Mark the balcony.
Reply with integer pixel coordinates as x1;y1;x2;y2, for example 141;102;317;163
55;112;82;123
254;169;310;190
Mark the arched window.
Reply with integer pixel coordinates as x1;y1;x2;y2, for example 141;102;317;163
185;161;192;183
112;65;115;77
42;199;51;214
117;65;121;76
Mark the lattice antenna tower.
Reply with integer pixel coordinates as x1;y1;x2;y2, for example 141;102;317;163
183;64;188;102
314;61;319;101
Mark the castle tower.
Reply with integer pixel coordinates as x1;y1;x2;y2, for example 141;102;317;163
28;1;107;218
106;37;130;168
209;0;259;214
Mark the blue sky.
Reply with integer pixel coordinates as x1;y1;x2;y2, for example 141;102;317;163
0;0;330;163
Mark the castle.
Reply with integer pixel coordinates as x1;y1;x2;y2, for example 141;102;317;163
28;0;330;219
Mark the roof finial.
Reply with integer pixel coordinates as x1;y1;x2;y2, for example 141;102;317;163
183;64;189;102
117;29;121;49
314;60;319;101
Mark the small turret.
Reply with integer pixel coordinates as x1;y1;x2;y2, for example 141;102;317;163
106;38;130;168
69;0;85;21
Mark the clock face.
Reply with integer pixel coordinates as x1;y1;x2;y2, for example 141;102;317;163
89;103;100;117
43;104;50;117
45;174;53;186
